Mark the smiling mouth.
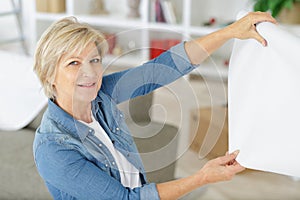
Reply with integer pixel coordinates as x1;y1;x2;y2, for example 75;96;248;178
77;82;96;88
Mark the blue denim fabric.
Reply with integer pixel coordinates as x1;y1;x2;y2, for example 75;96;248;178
33;42;196;200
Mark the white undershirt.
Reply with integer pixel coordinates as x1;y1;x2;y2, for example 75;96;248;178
80;114;141;189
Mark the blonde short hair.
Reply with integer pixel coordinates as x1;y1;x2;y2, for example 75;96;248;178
34;16;108;99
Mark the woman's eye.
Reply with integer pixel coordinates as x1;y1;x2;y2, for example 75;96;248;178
69;61;79;66
90;58;101;63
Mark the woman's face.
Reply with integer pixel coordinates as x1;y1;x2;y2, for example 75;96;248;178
53;43;103;105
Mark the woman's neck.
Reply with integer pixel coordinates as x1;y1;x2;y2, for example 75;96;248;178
55;98;92;123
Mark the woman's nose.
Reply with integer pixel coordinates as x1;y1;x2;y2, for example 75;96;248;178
80;63;97;77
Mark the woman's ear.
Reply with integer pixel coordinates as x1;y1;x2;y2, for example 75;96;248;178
47;77;55;87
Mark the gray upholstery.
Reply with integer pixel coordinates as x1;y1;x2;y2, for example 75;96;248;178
119;92;179;183
128;93;153;122
0;129;52;200
130;121;178;183
0;92;178;199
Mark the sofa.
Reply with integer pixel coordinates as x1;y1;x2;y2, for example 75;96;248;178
0;106;52;200
0;92;179;199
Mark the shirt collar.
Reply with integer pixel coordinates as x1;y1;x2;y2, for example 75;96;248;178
47;99;92;141
47;91;107;141
92;90;107;114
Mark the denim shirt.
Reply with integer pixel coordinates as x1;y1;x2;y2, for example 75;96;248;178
33;42;197;200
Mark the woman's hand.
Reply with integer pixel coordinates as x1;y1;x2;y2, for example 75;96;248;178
185;11;277;64
156;150;245;200
226;11;277;46
196;150;245;184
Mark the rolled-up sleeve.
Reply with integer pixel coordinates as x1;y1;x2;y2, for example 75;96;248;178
101;42;198;104
169;42;199;74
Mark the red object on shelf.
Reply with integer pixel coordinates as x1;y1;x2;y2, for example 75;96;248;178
104;33;116;54
209;17;216;25
150;39;180;59
150;40;165;59
203;17;217;26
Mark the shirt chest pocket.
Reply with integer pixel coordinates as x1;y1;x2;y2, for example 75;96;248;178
83;145;112;174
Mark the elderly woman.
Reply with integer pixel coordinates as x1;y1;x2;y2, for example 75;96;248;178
33;12;276;200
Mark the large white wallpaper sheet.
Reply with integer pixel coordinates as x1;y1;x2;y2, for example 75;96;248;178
229;21;300;177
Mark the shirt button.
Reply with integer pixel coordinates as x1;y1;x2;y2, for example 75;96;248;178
112;162;115;165
105;164;108;167
116;127;120;131
98;143;102;147
120;113;123;118
89;129;93;133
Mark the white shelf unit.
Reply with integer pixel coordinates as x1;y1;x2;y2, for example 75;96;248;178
28;0;257;78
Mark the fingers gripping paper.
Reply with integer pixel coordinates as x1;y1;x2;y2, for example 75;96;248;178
228;22;300;177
